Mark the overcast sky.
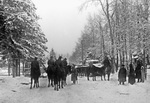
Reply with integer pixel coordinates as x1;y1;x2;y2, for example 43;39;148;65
32;0;98;55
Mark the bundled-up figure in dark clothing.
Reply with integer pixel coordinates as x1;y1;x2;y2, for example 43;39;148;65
141;66;145;83
71;64;78;84
128;63;135;85
135;59;143;82
62;58;68;85
118;64;127;85
30;57;41;89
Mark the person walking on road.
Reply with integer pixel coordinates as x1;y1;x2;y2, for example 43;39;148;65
71;64;78;84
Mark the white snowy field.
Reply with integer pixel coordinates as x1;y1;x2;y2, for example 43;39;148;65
0;70;150;103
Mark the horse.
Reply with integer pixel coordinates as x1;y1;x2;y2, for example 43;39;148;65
53;56;66;91
87;63;106;81
53;64;66;90
46;57;56;87
86;61;104;81
47;64;55;87
90;65;97;81
93;65;106;81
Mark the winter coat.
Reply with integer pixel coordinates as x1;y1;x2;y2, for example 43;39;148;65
71;68;78;81
135;60;142;79
31;60;41;78
118;67;127;82
128;64;135;85
141;66;145;82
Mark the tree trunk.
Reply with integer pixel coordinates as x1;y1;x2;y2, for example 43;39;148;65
15;59;18;76
18;58;20;76
143;49;147;79
119;49;122;66
122;49;125;65
12;59;16;78
106;0;115;73
22;60;25;75
100;28;105;58
8;59;11;76
125;34;128;70
116;50;119;72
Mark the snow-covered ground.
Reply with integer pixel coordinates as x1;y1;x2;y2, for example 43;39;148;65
0;69;150;103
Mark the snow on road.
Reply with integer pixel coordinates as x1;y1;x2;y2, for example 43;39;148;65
0;70;150;103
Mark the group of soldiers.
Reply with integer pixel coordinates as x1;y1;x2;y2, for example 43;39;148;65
30;53;147;89
30;55;78;89
47;55;78;84
118;57;146;85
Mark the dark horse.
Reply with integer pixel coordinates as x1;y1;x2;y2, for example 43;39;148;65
87;63;108;81
86;57;111;81
47;56;55;87
46;63;56;87
30;57;41;89
92;64;106;81
54;56;66;91
86;61;100;81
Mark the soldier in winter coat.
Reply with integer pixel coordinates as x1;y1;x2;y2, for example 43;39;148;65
30;57;41;89
141;66;145;83
135;59;143;82
71;64;78;84
118;64;127;85
31;57;41;79
128;63;135;85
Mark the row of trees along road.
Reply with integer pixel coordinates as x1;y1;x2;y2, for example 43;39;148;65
69;0;150;76
0;0;48;77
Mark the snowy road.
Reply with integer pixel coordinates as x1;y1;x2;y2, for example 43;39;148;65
0;70;150;103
